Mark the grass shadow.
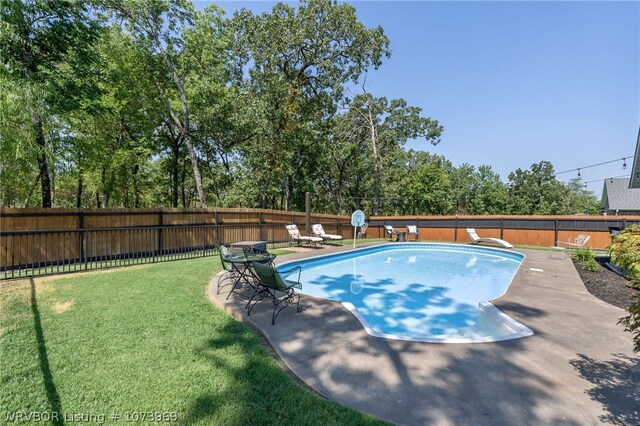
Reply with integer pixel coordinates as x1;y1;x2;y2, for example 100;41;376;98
30;278;64;425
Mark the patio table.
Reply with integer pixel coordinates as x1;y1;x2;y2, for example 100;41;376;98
230;240;268;253
548;245;567;260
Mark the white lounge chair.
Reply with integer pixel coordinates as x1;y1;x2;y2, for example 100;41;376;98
556;234;591;249
312;224;343;245
406;225;419;241
466;228;513;249
285;224;323;247
549;234;591;260
384;225;398;241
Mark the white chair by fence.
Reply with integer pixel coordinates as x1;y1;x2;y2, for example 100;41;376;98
312;224;343;245
285;224;323;247
466;228;513;249
406;225;419;241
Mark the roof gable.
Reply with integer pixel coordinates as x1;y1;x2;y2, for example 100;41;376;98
602;178;640;210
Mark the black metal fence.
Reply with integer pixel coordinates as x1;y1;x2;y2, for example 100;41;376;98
3;208;639;280
0;222;313;280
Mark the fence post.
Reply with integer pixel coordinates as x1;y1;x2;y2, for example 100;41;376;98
214;210;219;247
158;210;164;258
259;210;264;241
79;211;85;266
454;216;458;242
500;217;504;240
554;218;558;246
305;192;311;236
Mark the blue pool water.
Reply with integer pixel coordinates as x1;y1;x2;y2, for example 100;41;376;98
278;244;532;343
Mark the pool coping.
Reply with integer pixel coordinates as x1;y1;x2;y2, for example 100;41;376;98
206;242;639;425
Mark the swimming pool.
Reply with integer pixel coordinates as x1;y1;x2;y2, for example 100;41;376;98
278;244;533;343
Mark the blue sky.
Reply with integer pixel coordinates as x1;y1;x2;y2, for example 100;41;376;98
210;1;639;196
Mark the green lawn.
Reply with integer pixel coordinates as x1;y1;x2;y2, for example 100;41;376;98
0;256;385;425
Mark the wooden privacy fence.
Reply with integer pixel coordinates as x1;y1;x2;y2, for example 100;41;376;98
367;215;640;250
1;208;639;279
0;208;352;279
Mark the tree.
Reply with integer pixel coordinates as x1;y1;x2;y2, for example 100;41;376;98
64;27;162;208
449;163;476;214
0;77;40;206
389;150;452;215
507;161;569;215
341;93;443;214
471;165;508;214
103;0;224;207
231;0;390;211
0;0;100;207
564;178;600;215
315;112;370;215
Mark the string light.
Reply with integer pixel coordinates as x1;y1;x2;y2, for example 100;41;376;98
555;155;634;176
581;174;630;185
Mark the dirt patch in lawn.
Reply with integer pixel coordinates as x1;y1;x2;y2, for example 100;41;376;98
53;300;75;314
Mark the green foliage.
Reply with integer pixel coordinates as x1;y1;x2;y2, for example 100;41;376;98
582;257;600;273
609;226;640;352
609;225;640;284
0;0;101;207
229;0;392;211
0;0;606;214
620;300;640;353
507;161;599;215
572;249;600;272
507;161;568;214
573;248;595;262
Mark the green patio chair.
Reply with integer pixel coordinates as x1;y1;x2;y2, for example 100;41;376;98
217;245;243;298
248;262;303;324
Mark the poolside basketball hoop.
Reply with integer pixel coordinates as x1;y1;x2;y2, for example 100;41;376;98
351;210;365;248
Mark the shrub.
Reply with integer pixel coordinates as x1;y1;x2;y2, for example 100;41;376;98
620;302;640;353
610;225;640;352
582;257;600;272
608;225;640;284
572;248;599;272
573;248;593;262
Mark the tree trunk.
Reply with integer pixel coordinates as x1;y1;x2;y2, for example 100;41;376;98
182;132;206;207
34;116;52;207
76;169;83;208
101;167;110;208
367;107;383;215
286;175;294;211
132;164;140;208
158;49;207;207
336;167;345;216
171;142;180;208
180;157;187;208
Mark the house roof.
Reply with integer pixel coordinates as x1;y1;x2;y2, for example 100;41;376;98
602;177;640;211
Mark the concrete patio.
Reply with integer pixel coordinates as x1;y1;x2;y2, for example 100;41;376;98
207;244;639;425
